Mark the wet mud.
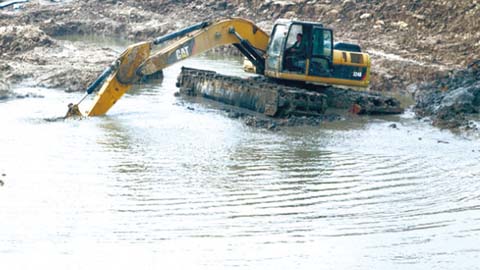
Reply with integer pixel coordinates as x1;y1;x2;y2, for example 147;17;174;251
0;24;117;96
414;60;480;130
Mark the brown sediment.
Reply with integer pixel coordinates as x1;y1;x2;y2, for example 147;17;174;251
414;60;480;130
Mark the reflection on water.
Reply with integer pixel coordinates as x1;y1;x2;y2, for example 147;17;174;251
1;55;480;270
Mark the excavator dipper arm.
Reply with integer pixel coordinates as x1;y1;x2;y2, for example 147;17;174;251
69;18;269;117
137;18;269;76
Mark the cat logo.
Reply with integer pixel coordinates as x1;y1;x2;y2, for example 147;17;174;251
176;46;190;60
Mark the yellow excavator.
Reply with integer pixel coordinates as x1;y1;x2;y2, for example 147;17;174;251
67;18;370;117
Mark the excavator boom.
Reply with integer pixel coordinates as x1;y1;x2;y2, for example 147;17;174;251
70;18;269;117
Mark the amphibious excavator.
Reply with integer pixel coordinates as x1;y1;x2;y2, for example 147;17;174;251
66;18;377;118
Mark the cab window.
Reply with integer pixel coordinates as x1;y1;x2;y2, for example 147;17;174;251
285;24;303;49
268;24;287;56
312;28;332;58
266;24;287;70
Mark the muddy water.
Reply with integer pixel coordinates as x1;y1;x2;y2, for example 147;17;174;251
1;55;480;270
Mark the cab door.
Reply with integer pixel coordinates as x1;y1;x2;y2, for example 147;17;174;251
309;27;333;77
282;24;307;75
265;24;287;73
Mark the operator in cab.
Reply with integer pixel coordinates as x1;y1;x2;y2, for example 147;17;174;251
284;33;306;72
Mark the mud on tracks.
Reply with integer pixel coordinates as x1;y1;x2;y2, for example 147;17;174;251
176;67;403;129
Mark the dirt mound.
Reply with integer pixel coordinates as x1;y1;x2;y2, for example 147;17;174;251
414;60;480;129
5;1;171;41
0;25;55;56
37;68;99;93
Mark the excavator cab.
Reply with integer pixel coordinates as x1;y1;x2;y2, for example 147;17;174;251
264;19;370;89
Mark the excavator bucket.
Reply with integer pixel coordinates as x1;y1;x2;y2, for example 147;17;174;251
65;103;82;118
65;41;152;118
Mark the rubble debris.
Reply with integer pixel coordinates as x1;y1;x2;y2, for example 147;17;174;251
0;25;54;56
414;60;480;129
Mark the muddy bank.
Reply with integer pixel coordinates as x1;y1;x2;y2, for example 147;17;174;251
0;0;175;41
0;0;188;96
0;24;117;95
414;60;480;130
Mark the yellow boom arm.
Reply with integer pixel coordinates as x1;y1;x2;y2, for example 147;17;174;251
76;18;269;117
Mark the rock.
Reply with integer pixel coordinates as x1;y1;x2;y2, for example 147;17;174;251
267;121;277;130
414;60;480;129
392;21;409;30
413;14;426;21
244;116;256;127
342;0;355;10
215;1;227;10
441;87;476;113
273;1;295;7
328;9;339;16
284;11;297;19
227;111;241;119
360;13;372;20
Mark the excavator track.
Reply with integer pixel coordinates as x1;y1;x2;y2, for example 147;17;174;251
177;67;328;117
176;67;403;118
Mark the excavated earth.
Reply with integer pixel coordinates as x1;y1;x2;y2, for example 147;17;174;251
1;0;479;130
0;24;117;95
414;60;480;130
